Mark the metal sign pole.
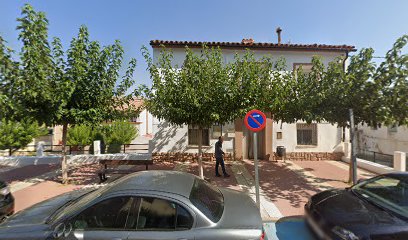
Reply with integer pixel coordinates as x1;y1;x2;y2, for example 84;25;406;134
254;132;260;209
349;108;357;184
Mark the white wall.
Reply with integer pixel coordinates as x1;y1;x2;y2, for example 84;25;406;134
152;46;349;154
137;109;154;136
153;48;346;70
151;118;234;154
357;125;408;155
273;121;344;152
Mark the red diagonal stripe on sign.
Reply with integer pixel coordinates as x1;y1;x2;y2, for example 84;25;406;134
249;115;262;127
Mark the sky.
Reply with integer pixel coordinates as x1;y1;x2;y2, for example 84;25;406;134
1;0;408;86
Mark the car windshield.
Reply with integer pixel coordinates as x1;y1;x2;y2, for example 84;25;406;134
49;186;106;223
189;178;224;223
352;175;408;218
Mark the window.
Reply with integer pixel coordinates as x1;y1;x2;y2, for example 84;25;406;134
136;197;193;231
137;197;176;230
189;178;224;223
72;197;134;230
297;123;317;146
188;125;209;146
212;123;222;139
176;204;194;230
276;132;282;139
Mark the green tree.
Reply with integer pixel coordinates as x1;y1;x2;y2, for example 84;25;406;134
0;37;21;119
301;36;408;183
143;45;252;178
0;119;47;153
1;4;140;183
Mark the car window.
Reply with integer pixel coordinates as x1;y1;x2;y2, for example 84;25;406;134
176;204;193;230
353;175;408;218
72;197;134;230
137;197;176;230
189;178;224;223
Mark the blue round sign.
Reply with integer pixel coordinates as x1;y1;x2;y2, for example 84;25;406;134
244;109;267;132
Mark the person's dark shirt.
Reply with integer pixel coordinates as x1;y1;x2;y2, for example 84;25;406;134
215;140;224;158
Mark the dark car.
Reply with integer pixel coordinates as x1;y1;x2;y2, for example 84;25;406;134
0;181;14;221
0;170;264;240
305;173;408;240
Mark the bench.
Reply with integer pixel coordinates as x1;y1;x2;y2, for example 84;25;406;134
98;153;153;182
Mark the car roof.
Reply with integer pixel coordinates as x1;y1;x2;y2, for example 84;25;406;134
385;172;408;178
106;170;197;198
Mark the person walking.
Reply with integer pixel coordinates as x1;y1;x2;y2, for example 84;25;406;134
215;136;230;177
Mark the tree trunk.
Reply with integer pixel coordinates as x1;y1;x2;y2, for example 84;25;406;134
198;126;204;179
342;126;346;142
61;123;68;184
348;109;357;184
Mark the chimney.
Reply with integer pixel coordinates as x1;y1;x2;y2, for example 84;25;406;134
241;38;254;45
276;27;282;44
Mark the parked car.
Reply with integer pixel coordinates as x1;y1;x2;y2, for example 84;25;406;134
305;173;408;240
0;170;265;240
0;181;14;222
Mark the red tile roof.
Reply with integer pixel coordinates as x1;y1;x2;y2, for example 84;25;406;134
150;40;357;52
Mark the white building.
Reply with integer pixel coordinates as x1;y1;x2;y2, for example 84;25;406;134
357;124;408;155
148;36;356;161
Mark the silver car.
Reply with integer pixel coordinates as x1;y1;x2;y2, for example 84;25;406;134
0;170;265;240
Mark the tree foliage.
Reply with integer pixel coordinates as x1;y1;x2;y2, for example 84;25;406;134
142;46;239;127
301;35;408;128
0;4;140;182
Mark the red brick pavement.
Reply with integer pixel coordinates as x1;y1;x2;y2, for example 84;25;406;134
181;162;241;191
244;160;325;216
294;161;374;189
13;181;82;212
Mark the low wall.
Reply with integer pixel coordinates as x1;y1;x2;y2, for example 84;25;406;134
152;152;342;161
341;156;393;175
152;152;233;162
0;156;62;167
273;152;344;161
0;154;152;167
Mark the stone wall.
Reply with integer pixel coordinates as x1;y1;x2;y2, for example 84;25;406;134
152;152;233;162
152;151;343;162
273;152;344;161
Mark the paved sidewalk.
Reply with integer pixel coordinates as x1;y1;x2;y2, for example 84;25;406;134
244;159;376;217
4;159;378;221
230;161;283;220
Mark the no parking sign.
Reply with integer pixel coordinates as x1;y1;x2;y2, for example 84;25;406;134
243;109;266;209
244;109;266;132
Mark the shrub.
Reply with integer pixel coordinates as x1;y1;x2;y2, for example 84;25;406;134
67;124;93;146
97;121;138;153
0;118;47;150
